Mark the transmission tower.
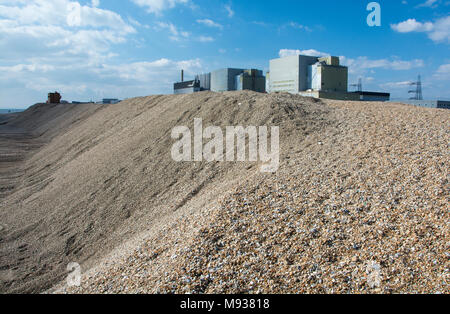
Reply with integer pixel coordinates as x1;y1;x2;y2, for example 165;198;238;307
350;78;363;92
409;75;423;100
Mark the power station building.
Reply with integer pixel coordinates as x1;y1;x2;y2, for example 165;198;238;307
235;69;266;92
353;91;390;102
210;68;244;92
398;100;450;109
268;54;389;101
268;55;347;94
210;68;266;93
174;72;211;95
174;68;265;94
308;56;348;92
172;53;390;101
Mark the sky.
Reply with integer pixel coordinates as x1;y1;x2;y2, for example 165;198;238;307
0;0;449;108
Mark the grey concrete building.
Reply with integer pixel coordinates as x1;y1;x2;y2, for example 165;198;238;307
308;58;348;92
235;69;266;93
269;55;348;93
174;80;201;94
298;90;359;101
397;100;450;109
269;55;319;93
102;98;120;104
174;71;211;94
196;73;211;91
210;68;266;93
353;91;390;102
269;54;391;101
210;68;244;92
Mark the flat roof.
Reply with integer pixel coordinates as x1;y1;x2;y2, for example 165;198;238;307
352;91;390;97
396;99;450;103
174;80;199;90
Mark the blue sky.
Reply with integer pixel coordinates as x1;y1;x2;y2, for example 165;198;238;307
0;0;449;108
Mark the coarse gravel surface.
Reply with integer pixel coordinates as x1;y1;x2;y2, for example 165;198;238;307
2;91;332;293
49;93;448;294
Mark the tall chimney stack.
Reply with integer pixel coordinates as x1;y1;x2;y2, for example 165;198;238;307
181;69;184;82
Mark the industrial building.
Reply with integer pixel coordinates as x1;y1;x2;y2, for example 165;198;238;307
174;68;265;94
171;54;392;101
268;55;347;94
234;69;266;93
174;72;210;94
268;55;319;93
398;100;450;109
308;56;348;92
268;54;389;101
72;101;91;104
174;72;211;95
210;68;245;92
47;92;61;104
352;91;391;102
101;98;120;104
210;68;265;93
296;90;360;101
197;73;211;91
174;80;201;94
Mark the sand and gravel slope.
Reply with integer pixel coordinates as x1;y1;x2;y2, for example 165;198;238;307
61;98;449;294
0;91;448;294
1;91;333;293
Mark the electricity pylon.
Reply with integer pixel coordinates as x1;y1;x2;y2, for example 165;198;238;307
409;75;423;100
350;78;363;92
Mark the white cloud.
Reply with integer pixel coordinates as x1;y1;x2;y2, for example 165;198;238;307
391;19;433;33
0;64;56;73
197;35;214;42
128;17;147;28
433;63;450;79
279;49;424;73
286;22;312;32
131;0;188;14
0;54;204;106
416;0;439;8
96;58;202;82
155;22;190;41
379;81;414;89
391;16;450;43
0;0;133;33
0;0;203;107
196;19;223;29
428;16;450;42
0;0;135;65
342;56;425;72
155;21;215;42
436;63;450;73
279;49;329;58
225;4;234;18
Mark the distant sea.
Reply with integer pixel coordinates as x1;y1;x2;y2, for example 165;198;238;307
0;109;25;114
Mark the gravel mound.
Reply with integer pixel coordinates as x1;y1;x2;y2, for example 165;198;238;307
2;91;334;293
58;97;448;294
